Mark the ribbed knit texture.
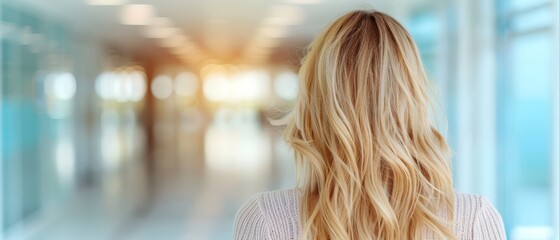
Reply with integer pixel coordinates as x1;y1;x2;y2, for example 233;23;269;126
234;189;506;240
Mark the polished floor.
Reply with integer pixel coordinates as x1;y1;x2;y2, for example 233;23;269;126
20;109;295;240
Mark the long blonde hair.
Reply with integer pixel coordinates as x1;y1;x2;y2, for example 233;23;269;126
276;10;455;239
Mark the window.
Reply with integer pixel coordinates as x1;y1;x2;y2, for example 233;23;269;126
497;0;555;238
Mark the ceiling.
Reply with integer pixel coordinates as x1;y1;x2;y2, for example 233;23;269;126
11;0;421;67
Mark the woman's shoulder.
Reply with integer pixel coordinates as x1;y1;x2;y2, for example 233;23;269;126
454;192;488;210
453;192;506;239
240;189;300;216
234;189;300;240
235;190;505;239
257;188;300;203
237;189;299;210
453;192;499;216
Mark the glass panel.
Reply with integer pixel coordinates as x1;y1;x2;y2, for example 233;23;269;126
499;32;553;238
2;3;25;231
509;0;549;12
407;10;440;76
511;7;552;32
1;2;75;233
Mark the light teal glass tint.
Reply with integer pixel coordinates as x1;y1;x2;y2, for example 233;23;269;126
501;31;553;231
1;2;75;232
407;10;440;77
510;0;549;12
511;7;553;33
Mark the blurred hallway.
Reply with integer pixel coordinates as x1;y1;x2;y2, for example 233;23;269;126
23;110;294;240
2;0;559;239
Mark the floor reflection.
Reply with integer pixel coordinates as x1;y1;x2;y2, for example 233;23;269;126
27;108;295;240
204;109;272;178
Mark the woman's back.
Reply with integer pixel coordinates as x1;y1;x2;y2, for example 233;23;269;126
234;190;506;240
234;9;506;239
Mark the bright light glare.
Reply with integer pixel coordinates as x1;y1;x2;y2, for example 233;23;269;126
55;138;75;183
120;4;155;25
267;5;305;25
129;71;147;101
203;73;230;102
45;72;77;100
201;64;225;77
96;72;116;100
175;72;198;97
100;111;122;171
270;5;303;17
231;70;270;101
95;71;146;102
151;75;174;99
120;73;134;103
113;73;127;102
86;0;125;5
204;119;271;175
274;71;299;100
263;17;302;26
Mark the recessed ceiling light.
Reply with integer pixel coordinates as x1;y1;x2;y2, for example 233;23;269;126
270;5;304;22
263;16;304;26
86;0;125;5
120;4;155;25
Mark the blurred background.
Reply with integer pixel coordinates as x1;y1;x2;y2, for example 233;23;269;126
0;0;558;239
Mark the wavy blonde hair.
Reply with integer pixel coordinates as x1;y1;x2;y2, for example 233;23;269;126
275;10;455;239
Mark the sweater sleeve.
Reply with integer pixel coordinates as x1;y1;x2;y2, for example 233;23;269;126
473;196;507;240
234;194;269;240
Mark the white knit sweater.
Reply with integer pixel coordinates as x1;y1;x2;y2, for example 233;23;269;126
234;189;506;239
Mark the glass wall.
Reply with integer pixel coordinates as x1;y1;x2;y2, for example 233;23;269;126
497;0;555;238
0;2;144;238
407;0;558;239
1;3;74;232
